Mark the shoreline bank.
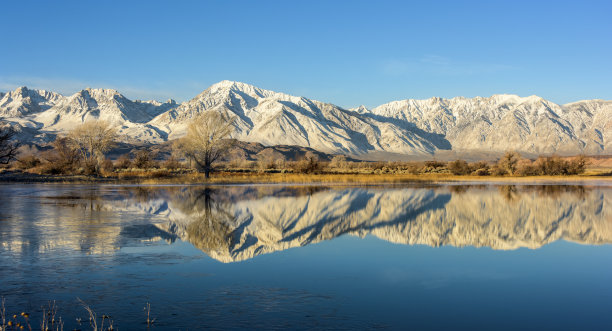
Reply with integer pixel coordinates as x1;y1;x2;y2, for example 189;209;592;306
1;170;611;185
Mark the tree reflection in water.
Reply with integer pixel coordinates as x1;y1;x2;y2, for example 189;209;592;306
181;188;237;255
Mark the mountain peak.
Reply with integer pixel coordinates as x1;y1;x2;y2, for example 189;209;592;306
83;87;122;98
15;86;30;93
487;94;545;104
209;80;261;93
212;80;240;88
9;86;38;98
351;105;370;114
201;80;289;102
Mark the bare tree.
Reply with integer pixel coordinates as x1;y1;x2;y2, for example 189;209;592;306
0;124;19;164
330;154;348;169
178;111;235;178
498;151;520;175
294;151;322;174
67;121;117;173
43;137;80;167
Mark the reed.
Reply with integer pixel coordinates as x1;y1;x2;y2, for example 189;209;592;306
0;297;155;331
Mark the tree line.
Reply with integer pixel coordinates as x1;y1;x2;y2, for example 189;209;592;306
0;111;235;178
0;114;591;178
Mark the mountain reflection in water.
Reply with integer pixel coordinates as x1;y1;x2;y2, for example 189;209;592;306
162;184;610;262
2;184;608;263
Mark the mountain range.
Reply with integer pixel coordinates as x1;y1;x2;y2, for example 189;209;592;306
1;81;610;158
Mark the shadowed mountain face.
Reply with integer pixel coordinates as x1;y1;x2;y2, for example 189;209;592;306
1;184;609;263
154;184;611;262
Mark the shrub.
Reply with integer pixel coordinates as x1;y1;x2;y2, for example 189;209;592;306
469;161;490;176
490;164;507;176
532;155;588;176
101;158;114;173
162;156;183;170
424;160;446;168
115;154;132;169
405;163;421;175
567;155;588;175
516;159;538;176
471;168;490;176
37;161;70;175
256;154;277;171
498;151;520;175
448;160;470;175
133;149;157;169
292;152;322;174
330;155;348;170
17;155;42;170
535;156;569;175
39;137;80;174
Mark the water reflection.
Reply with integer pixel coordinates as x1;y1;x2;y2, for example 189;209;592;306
0;184;610;262
161;184;610;262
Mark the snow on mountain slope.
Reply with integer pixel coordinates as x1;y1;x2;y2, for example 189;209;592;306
35;88;173;127
35;88;179;143
0;86;178;143
0;86;64;117
561;99;612;153
0;81;610;155
369;94;611;155
150;80;440;154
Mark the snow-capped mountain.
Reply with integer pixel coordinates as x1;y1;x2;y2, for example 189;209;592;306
0;86;63;117
150;80;442;154
369;94;612;155
0;81;610;156
35;88;175;127
0;87;178;144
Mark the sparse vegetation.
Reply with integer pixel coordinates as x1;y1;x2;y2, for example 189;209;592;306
292;151;323;174
176;111;236;178
0;133;605;183
16;154;42;170
498;151;520;175
0;297;156;331
39;137;81;174
132;148;157;169
67;121;117;175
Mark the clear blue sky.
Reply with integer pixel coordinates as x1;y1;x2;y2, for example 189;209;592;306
1;0;611;107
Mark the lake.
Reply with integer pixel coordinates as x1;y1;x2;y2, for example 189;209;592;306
0;183;611;330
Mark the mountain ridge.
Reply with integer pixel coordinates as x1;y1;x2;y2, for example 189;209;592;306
1;81;610;157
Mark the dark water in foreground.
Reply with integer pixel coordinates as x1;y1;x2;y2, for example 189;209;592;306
0;183;611;330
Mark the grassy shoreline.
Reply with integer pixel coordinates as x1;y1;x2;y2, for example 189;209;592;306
1;169;611;185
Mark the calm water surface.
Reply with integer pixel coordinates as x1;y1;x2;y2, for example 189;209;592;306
0;183;611;330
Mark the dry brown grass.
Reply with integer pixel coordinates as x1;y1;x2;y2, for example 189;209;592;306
3;165;610;184
136;171;612;185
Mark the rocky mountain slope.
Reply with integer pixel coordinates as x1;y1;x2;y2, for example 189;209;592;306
0;86;178;144
0;81;610;156
369;95;612;155
150;81;442;155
